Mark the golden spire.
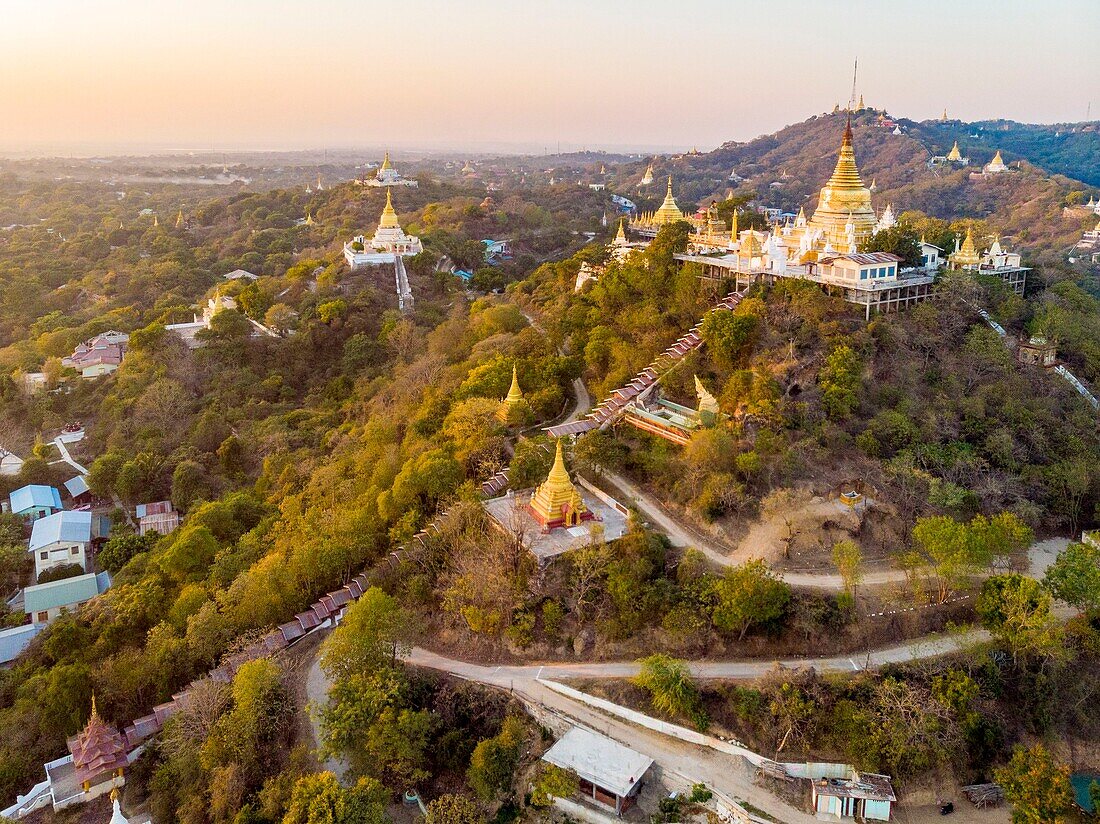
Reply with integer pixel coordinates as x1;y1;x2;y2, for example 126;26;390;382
152;214;159;227
947;141;962;162
497;363;524;421
941;108;948;121
653;176;683;225
990;149;1005;167
951;225;980;268
380;151;392;171
808;115;876;248
305;211;315;226
614;218;627;244
857;93;864;111
730;208;738;238
175;209;184;228
379;189;400;229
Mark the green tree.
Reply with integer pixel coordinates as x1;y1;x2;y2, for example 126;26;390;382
701;311;759;367
466;715;525;800
632;654;708;730
818;345;861;420
994;744;1074;824
711;559;791;640
423;795;484;824
282;772;388;824
320;587;421;680
1044;540;1100;615
860;223;922;267
98;532;154;572
976;574;1063;665
528;764;579;808
832;540;863;602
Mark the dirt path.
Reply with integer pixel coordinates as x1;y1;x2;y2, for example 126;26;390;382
601;467;1070;590
304;655;351;779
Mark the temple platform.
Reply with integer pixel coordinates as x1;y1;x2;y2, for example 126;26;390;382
484;482;628;561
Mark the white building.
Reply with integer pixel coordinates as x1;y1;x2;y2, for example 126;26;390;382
919;240;944;271
165;294;272;348
29;510;92;578
541;727;653;815
343;190;423;268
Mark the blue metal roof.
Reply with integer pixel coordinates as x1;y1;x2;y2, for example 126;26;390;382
0;623;41;664
28;510;92;552
9;485;61;515
23;571;110;615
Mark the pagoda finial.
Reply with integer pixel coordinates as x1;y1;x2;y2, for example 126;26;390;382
843;113;853;147
730;208;738;237
666;175;673;196
614;218;626;244
90;693;98;719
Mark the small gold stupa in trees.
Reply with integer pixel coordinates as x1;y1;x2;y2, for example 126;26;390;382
950;225;981;269
527;439;592;531
497;363;524;422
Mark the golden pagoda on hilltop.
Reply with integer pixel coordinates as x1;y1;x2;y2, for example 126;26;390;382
808;116;877;250
950;226;981;269
946;141;963;162
497;364;524;422
985;150;1008;173
378;189;400;229
528;440;592;531
651;176;683;224
640;161;655;185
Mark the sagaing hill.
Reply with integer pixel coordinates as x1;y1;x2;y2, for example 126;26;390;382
614;109;1099;264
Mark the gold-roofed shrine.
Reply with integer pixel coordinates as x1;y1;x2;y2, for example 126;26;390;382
527;440;593;531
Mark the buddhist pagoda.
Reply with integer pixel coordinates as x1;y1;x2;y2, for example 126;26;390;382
946;141;963;162
528;440;592;531
631;177;685;234
68;697;128;796
366;151;418;187
808;116;877;250
949;226;981;269
984;150;1008;174
497;364;524;422
640;162;655;186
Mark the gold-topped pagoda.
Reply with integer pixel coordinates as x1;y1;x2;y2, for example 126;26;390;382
527;440;592;531
946;141;963;162
654;176;683;224
378;189;400;229
949;226;981;269
497;364;524;422
68;696;128;795
808;116;876;249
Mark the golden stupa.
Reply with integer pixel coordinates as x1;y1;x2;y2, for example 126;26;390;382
946;141;963;162
653;177;684;225
380;151;392;172
951;226;981;268
497;364;524;422
527;439;591;530
808;115;876;249
614;217;627;245
378;189;401;229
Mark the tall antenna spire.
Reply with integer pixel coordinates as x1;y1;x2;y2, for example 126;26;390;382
850;58;858;112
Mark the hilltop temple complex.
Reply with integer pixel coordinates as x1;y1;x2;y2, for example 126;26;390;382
344;190;424;268
361;152;418;187
621;117;1031;318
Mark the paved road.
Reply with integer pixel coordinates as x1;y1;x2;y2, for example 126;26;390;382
403;631;985;683
308;644;824;823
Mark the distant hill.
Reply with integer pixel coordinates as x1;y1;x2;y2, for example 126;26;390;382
612;109;1098;260
911;118;1100;188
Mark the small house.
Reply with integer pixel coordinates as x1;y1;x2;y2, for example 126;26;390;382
136;501;180;537
10;485;63;520
0;450;24;476
541;726;653;815
29;510;93;578
1017;336;1057;368
63;476;92;506
812;771;896;821
24;572;111;626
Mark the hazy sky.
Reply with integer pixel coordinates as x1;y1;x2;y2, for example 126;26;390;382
0;0;1096;154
